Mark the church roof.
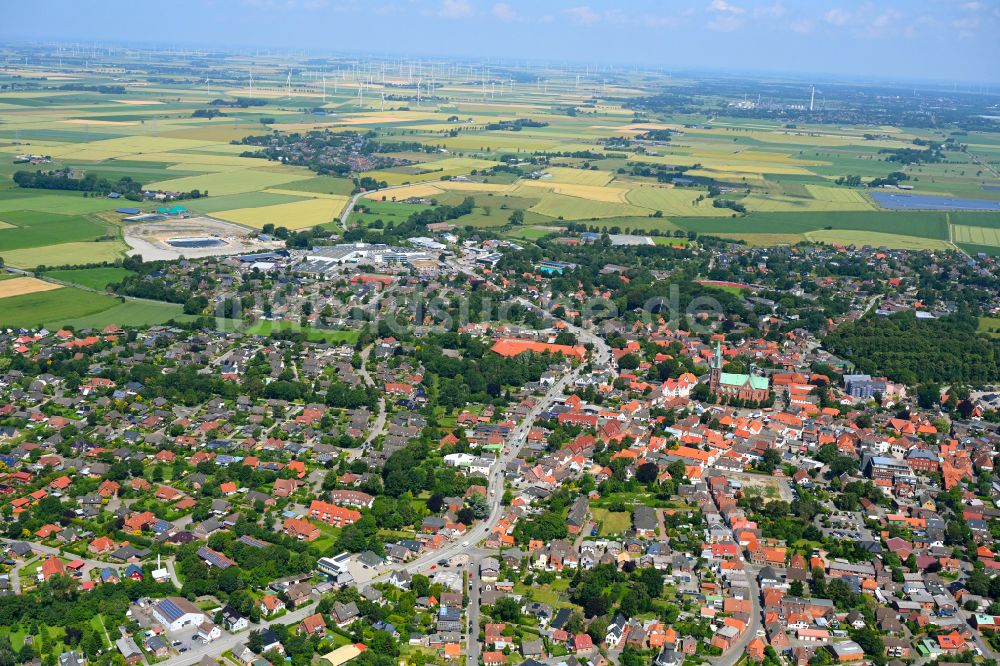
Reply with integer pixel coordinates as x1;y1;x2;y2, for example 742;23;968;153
719;372;770;390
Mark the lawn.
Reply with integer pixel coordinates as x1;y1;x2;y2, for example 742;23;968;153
0;287;118;329
514;582;565;606
979;317;1000;339
44;266;135;290
309;521;342;554
246;320;360;343
592;508;631;536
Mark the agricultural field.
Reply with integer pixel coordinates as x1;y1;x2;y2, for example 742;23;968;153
212;196;348;230
0;286;119;329
0;52;999;267
42;266;135;290
55;300;189;330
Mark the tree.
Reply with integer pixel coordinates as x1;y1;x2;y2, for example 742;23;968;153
758;449;782;473
635;462;659;484
369;631;398;657
917;382;941;408
666;459;687;483
617;353;640;370
491;597;521;623
466;493;489;519
636;568;663;598
411;574;430;597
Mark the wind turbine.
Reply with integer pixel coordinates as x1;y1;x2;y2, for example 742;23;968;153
205;78;211;97
249;68;254;97
322;73;326;104
286;69;292;100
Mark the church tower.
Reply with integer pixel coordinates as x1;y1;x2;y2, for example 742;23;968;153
709;339;722;395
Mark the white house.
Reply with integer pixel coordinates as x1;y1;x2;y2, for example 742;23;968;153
152;597;206;632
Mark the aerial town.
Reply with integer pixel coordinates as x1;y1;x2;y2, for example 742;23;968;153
1;5;1000;666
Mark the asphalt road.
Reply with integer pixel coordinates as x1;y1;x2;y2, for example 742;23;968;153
466;557;483;666
155;600;318;666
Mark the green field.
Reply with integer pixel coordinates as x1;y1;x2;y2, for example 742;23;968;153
953;224;1000;247
671;210;950;239
43;266;135;290
185;191;305;214
277;175;356;196
54;300;189;330
0;287;118;329
0;56;999;263
0;210;109;251
0;240;129;269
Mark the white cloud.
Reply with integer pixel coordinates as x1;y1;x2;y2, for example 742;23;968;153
709;0;744;14
859;8;903;38
491;2;517;22
823;8;851;26
789;18;814;34
753;1;785;19
564;5;601;25
438;0;471;18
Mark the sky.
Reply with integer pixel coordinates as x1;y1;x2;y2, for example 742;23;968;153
4;0;1000;84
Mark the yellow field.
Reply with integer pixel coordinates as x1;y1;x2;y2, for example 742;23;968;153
62;119;137;126
516;180;630;203
714;233;805;246
804;230;953;250
366;183;445;200
213;198;348;230
543;167;614;186
952;225;1000;246
805;185;875;205
685;169;768;188
1;241;129;268
0;277;62;298
162;125;259;142
631;154;816;176
437;181;517;193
